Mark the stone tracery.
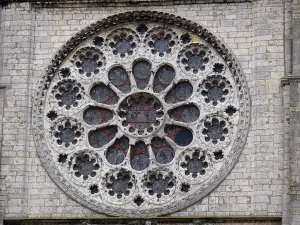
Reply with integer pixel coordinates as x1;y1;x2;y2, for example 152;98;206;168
33;11;250;217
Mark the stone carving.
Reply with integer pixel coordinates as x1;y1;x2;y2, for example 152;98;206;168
68;150;101;186
145;27;178;57
102;169;136;204
72;47;106;78
32;11;250;217
178;149;213;184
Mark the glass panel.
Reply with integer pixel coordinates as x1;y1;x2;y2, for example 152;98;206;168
83;106;113;125
202;118;228;145
165;81;193;104
119;93;163;135
132;60;151;90
168;104;200;123
180;150;208;178
151;137;175;164
90;83;119;105
72;153;100;180
130;141;149;171
108;66;131;93
88;126;118;148
153;65;175;93
106;137;129;165
164;125;193;147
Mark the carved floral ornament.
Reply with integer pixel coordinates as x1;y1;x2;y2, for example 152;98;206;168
32;11;250;217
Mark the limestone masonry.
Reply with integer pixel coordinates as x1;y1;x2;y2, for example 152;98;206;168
0;0;299;224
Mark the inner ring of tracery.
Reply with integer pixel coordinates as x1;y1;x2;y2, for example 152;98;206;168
118;92;164;136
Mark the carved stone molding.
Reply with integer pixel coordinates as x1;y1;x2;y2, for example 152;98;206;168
1;0;254;8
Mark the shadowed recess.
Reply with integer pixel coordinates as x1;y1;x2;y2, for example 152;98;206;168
165;81;193;104
164;125;193;146
88;126;118;148
168;104;200;123
130;141;150;171
106;137;129;165
151;137;175;164
83;106;114;125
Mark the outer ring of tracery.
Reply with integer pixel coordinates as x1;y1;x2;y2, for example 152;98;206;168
32;11;250;217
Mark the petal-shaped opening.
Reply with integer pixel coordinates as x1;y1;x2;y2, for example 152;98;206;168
89;126;118;148
130;141;149;171
153;65;175;93
165;81;193;104
151;137;175;164
133;60;151;90
90;83;119;104
164;125;193;147
168;104;200;123
106;137;129;165
108;66;131;93
83;106;114;125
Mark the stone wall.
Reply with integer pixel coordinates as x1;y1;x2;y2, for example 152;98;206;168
0;0;288;222
2;218;283;225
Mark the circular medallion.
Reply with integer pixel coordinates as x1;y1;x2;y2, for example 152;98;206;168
119;93;164;136
33;11;250;217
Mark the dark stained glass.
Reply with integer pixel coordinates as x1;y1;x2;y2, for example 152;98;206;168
180;150;208;178
106;137;129;165
153;65;175;93
154;38;170;53
108;66;131;93
168;104;200;123
151;137;174;164
105;169;133;199
201;76;231;106
54;80;82;110
132;60;151;89
83;106;113;125
164;125;193;147
165;81;193;104
88;126;118;148
145;172;174;199
130;141;149;171
119;93;163;134
202;118;228;144
90;83;119;105
116;39;132;54
60;128;75;143
73;153;100;180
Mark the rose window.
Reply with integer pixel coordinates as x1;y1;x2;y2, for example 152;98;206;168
33;11;250;217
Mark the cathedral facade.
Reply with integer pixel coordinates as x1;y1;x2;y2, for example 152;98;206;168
0;0;298;224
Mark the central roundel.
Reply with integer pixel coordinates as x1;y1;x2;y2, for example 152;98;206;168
33;11;250;217
119;93;164;136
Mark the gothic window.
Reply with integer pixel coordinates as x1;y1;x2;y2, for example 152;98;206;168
33;11;250;217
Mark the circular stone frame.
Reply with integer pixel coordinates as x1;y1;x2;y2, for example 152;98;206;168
32;11;250;217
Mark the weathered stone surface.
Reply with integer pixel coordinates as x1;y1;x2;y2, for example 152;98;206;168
0;0;296;223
